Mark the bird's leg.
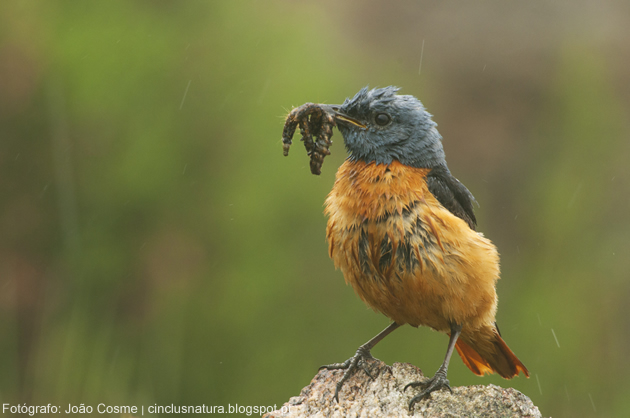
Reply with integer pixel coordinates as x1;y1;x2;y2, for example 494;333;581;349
320;322;400;402
405;322;463;411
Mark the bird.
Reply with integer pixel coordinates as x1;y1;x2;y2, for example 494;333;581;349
317;86;529;410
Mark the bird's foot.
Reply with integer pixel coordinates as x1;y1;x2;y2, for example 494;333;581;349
319;345;376;402
404;366;452;411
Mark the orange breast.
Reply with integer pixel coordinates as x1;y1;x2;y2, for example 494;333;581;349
325;160;500;332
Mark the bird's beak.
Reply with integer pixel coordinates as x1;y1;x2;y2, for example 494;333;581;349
320;104;367;129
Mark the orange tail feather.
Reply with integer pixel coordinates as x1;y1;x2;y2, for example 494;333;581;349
455;326;529;379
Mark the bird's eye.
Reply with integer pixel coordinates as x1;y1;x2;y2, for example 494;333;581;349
375;113;391;126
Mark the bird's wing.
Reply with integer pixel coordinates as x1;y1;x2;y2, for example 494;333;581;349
426;165;477;230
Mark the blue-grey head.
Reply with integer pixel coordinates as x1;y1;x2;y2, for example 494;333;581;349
322;86;446;168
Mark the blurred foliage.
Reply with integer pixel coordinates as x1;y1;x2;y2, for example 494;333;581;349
1;1;629;417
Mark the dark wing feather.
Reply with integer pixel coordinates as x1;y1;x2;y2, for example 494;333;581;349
426;165;478;230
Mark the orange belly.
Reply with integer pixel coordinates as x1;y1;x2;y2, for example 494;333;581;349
325;160;500;333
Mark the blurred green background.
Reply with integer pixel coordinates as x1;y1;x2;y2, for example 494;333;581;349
1;1;629;417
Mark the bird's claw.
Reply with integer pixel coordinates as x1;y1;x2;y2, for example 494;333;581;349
319;346;375;402
405;368;452;411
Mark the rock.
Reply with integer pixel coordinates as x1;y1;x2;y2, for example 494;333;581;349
264;359;542;417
